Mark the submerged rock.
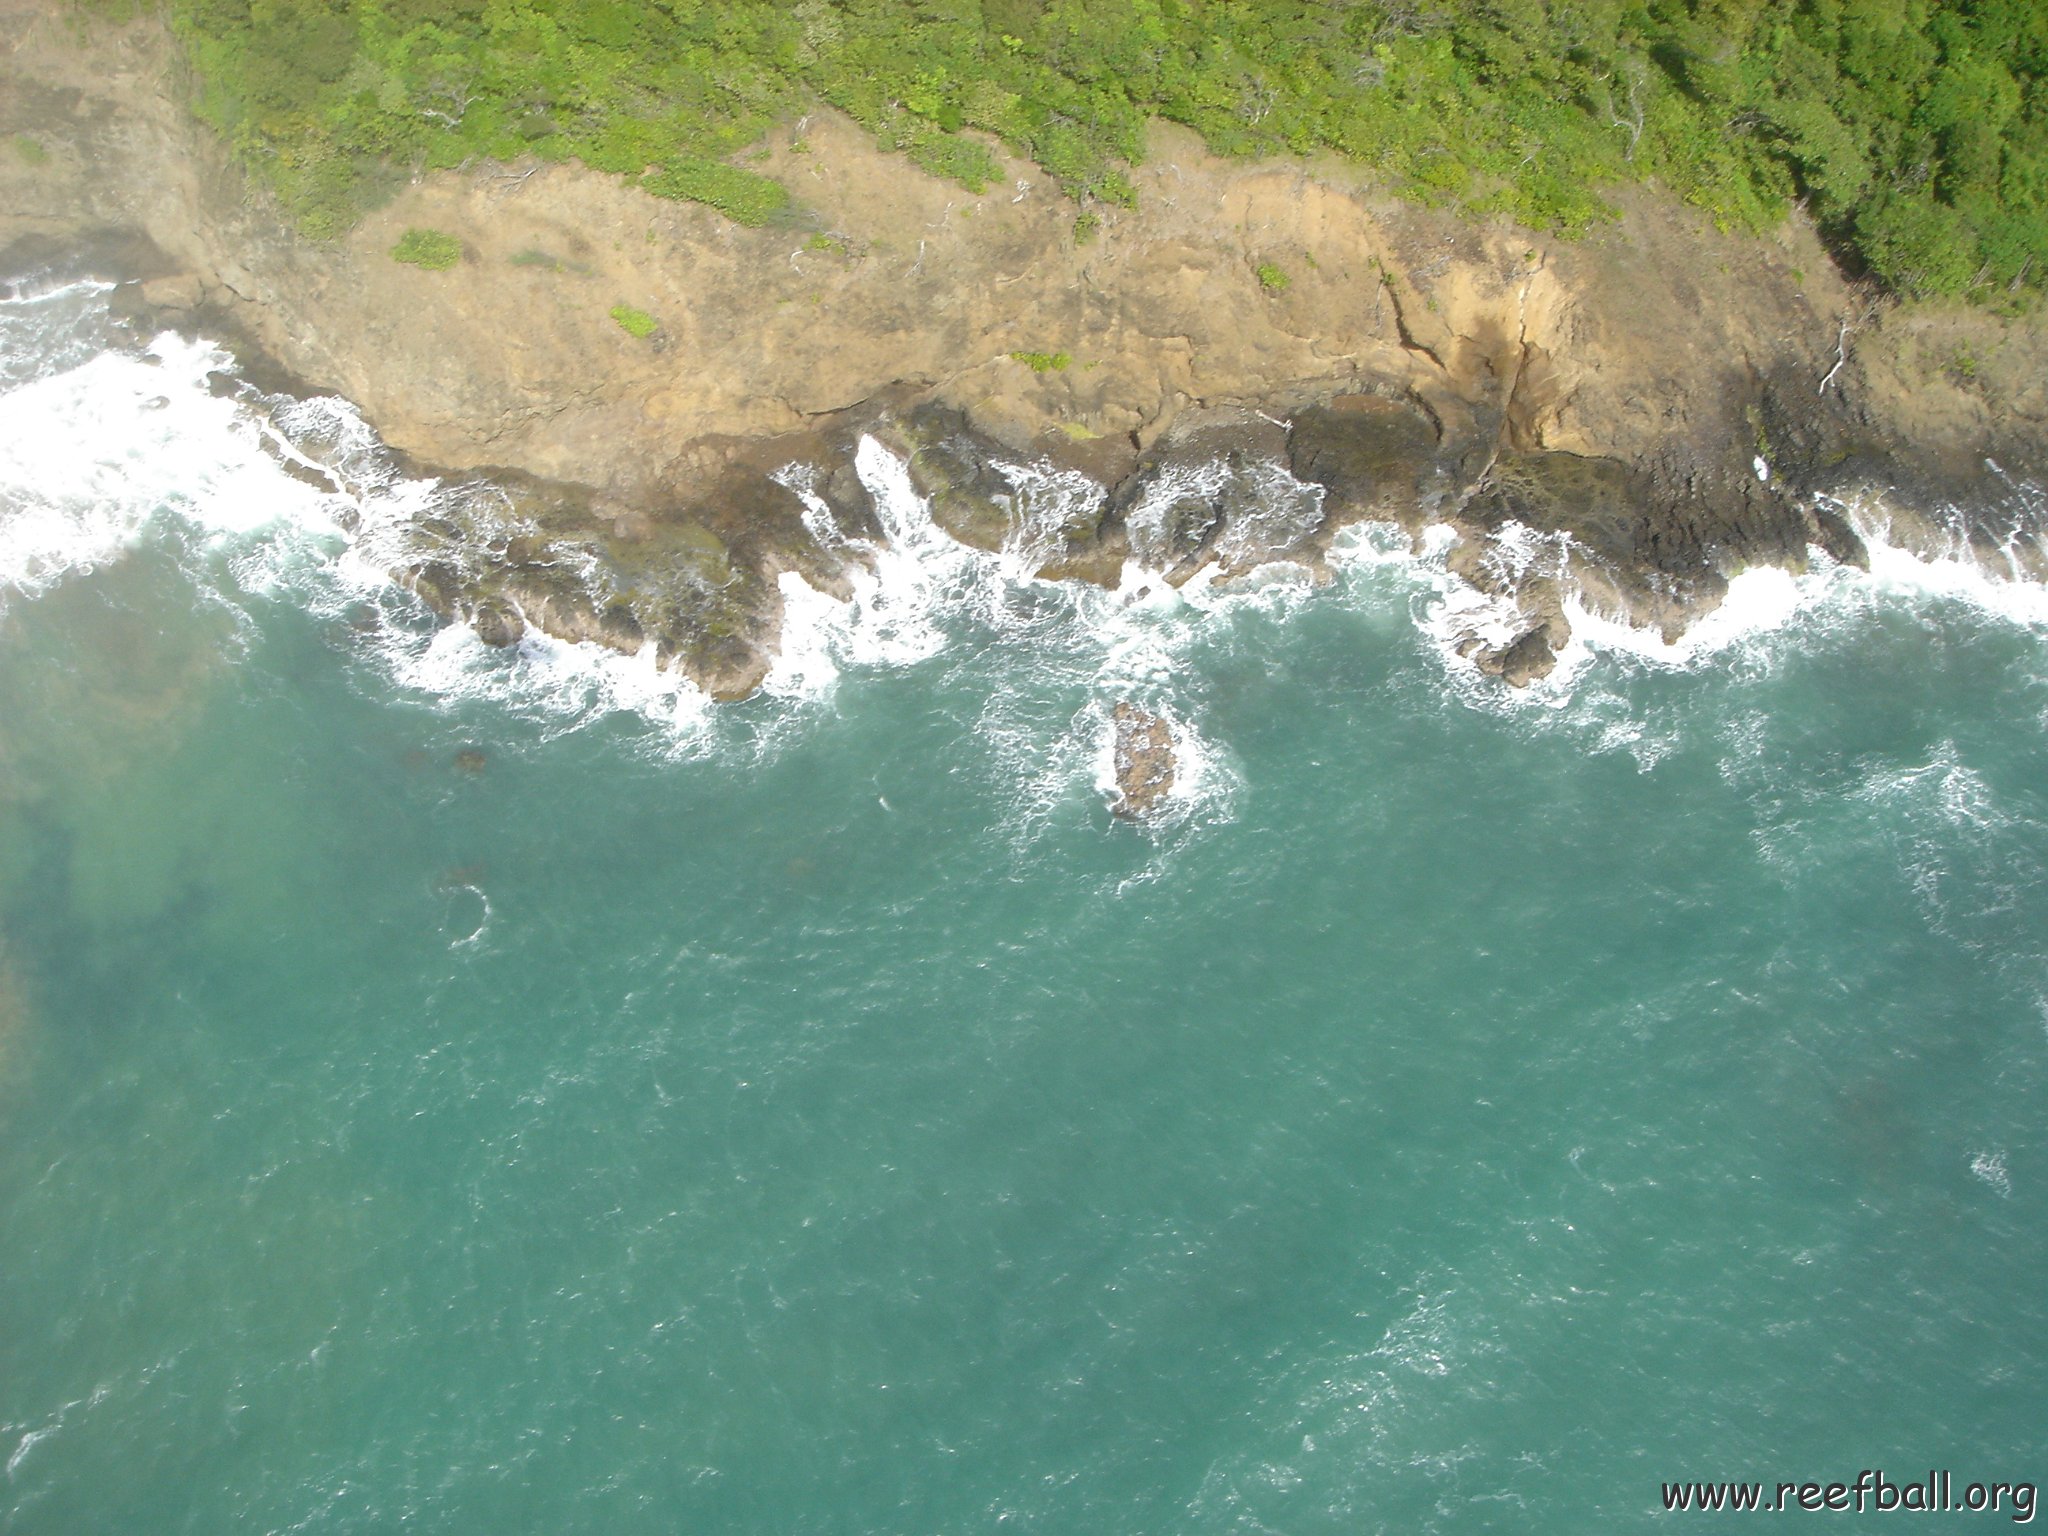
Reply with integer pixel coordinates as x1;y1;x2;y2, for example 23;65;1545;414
1110;702;1177;820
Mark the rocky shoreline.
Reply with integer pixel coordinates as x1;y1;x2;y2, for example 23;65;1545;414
6;3;2048;803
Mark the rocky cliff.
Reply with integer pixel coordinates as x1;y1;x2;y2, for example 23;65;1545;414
5;1;2047;702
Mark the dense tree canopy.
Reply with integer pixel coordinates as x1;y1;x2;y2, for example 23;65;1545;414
161;0;2048;303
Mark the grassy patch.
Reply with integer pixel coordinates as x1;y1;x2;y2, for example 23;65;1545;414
908;131;1001;194
1009;350;1071;373
642;161;791;228
11;134;48;166
512;248;592;276
1255;262;1290;293
389;228;461;271
610;305;659;339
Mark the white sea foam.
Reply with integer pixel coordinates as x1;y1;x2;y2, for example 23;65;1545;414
1118;452;1327;573
0;277;116;391
769;438;1261;828
0;332;341;604
0;289;736;750
1970;1150;2012;1197
249;393;741;749
1328;484;2048;726
1838;496;2048;626
1852;740;2001;829
764;438;977;696
445;883;492;950
990;455;1104;577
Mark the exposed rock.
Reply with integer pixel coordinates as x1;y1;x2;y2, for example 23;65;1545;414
897;405;1019;553
1287;394;1449;528
1111;702;1177;820
132;272;201;313
1100;408;1347;587
137;272;201;312
894;403;1129;584
470;598;524;648
1466;624;1562;689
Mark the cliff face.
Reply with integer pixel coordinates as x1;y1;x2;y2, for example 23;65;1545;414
5;3;2048;696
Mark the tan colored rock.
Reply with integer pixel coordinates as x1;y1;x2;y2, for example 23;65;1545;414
1111;702;1176;820
138;272;201;311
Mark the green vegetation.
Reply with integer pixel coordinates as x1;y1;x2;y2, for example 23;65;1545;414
642;159;789;226
610;304;659;338
1256;261;1291;292
1073;210;1102;245
389;227;461;270
1009;350;1072;372
11;134;48;166
159;0;2048;304
512;247;595;276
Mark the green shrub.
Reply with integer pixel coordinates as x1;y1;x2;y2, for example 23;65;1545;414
1009;350;1070;373
642;161;791;228
389;228;462;271
908;131;1000;193
1857;193;1979;301
610;304;659;339
1255;262;1290;293
1073;211;1101;246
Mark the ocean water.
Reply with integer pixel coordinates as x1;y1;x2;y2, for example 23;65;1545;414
1;276;2043;1534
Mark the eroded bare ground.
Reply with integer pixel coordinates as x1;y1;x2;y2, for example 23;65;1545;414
5;1;2048;694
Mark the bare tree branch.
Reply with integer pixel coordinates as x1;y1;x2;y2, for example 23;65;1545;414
1819;290;1887;396
1608;58;1646;163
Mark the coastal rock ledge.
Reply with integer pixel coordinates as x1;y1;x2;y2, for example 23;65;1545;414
4;4;2048;704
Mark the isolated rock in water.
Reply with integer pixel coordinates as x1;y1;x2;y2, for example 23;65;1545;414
1111;702;1177;819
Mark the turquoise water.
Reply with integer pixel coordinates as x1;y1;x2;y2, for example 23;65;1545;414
1;279;2044;1532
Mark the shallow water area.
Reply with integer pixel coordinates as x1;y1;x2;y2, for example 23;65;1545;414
1;278;2045;1533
